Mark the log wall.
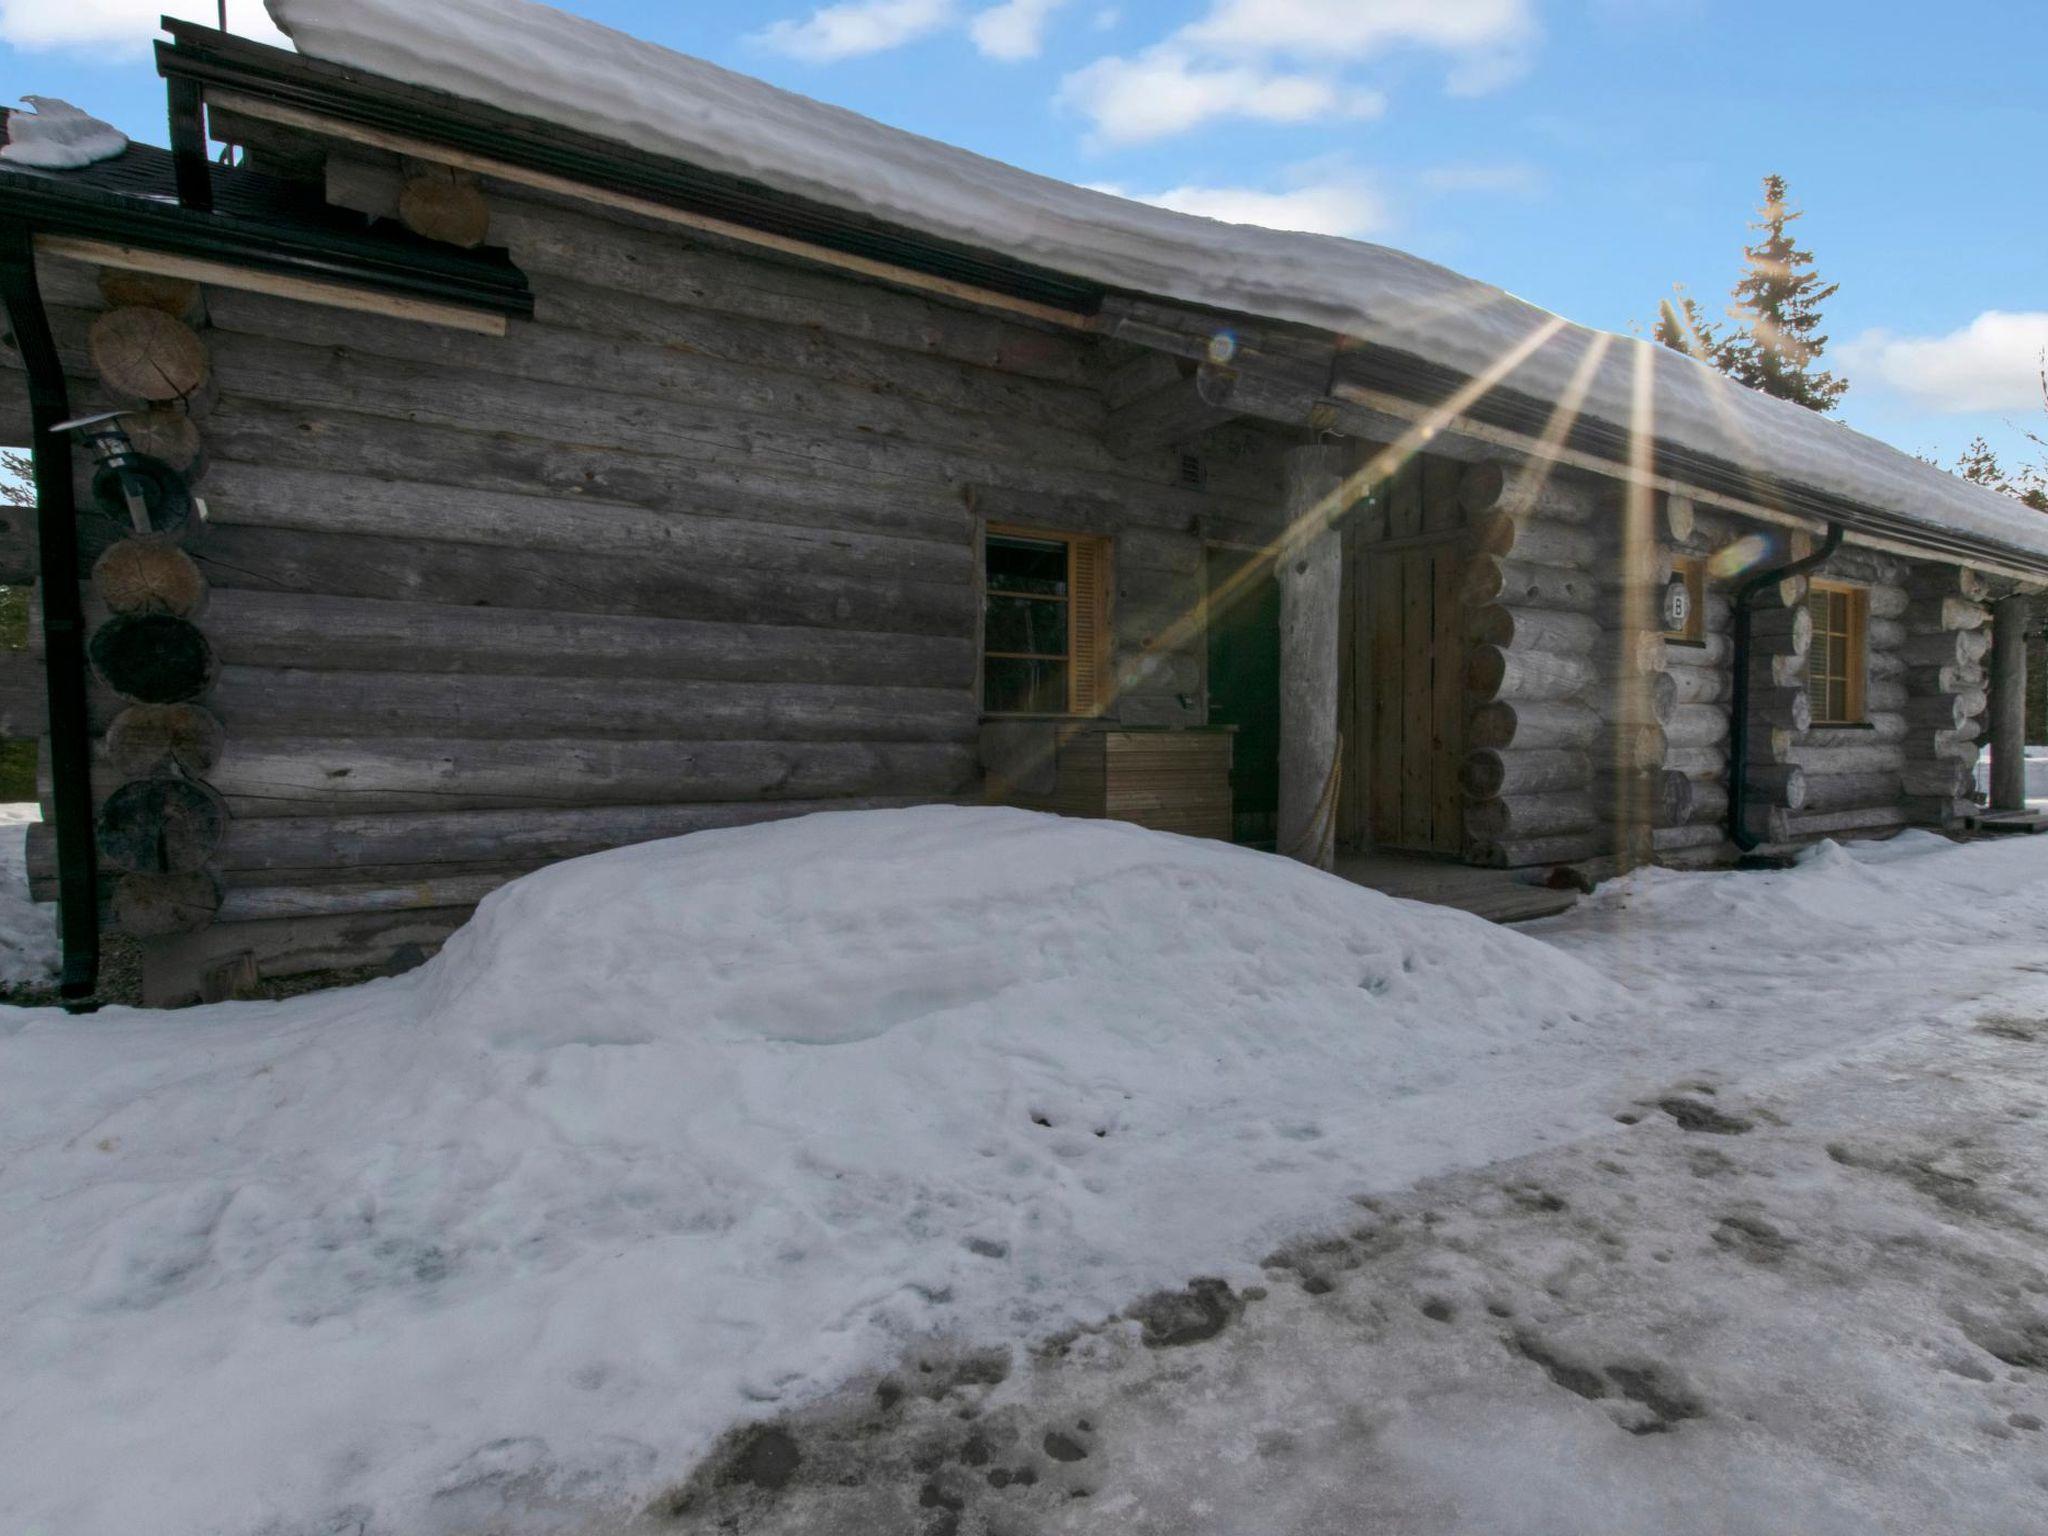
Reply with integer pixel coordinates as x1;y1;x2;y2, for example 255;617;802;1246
5;156;1295;999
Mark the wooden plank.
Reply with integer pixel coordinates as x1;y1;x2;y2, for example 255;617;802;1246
1368;554;1402;843
1422;455;1464;537
1431;544;1465;853
1400;546;1432;848
35;234;509;336
141;905;477;1004
1388;456;1424;542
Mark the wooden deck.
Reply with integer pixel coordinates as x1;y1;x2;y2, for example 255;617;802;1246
1333;851;1580;925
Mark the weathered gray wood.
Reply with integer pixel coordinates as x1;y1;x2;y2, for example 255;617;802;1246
1592;722;1665;770
106;703;225;778
113;870;224;936
1668;666;1727;706
1666;705;1732;749
1991;595;2030;812
1277;445;1346;869
97;777;228;872
1665;745;1726;779
1456;461;1603;523
1465;791;1598;842
121;736;977;817
1467;829;1636;869
1797;770;1902;814
1782;805;1910;838
194;590;976;689
92;536;208;617
1750;605;1813;652
1905;595;1988;632
1467;700;1600;752
0;648;45;736
1460;748;1590;800
1466;644;1593;704
142;905;478;1004
1904;693;1971;730
186;520;971;637
1462;554;1599;612
194;666;975;743
1750;689;1813;733
89;307;209;404
0;503;36;585
1468;512;1598;569
1744;764;1809;811
1785;740;1904;773
1466;604;1602;654
88;613;219;704
1906;564;1987;600
1103;368;1241;455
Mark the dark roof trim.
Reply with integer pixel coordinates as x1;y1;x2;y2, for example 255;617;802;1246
0;160;532;322
157;21;1105;318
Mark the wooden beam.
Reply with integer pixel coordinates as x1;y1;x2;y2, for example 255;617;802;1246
34;235;509;337
1103;366;1240;456
208;90;1099;336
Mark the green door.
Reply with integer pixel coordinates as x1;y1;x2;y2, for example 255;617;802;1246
1205;545;1281;847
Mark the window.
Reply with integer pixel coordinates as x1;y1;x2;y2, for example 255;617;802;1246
1665;556;1707;643
1807;581;1868;725
982;527;1112;716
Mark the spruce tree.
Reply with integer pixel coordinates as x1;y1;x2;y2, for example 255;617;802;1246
1654;174;1848;414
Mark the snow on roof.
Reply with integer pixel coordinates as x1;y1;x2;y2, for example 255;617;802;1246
266;0;2048;568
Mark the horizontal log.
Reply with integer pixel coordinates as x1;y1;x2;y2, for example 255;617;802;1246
1592;722;1666;771
1782;805;1910;839
1597;767;1696;827
141;905;479;1004
1898;630;1974;669
1665;745;1726;778
1901;663;1981;698
1785;739;1903;773
192;591;977;689
103;736;979;818
1456;462;1605;523
1686;780;1729;825
1905;565;1987;600
1588;630;1666;678
1466;604;1602;654
1466;700;1600;752
113;870;224;937
1745;803;1792;843
1468;512;1598;569
1867;583;1909;620
1905;595;1988;632
1899;761;1973;798
1654;822;1726;853
0;648;44;736
1665;704;1732;749
1794;770;1900;819
1752;689;1812;732
1461;554;1601;613
1866;616;1906;652
1466;828;1645;870
1590;671;1677;726
183;520;971;638
1465;790;1598;842
1750;605;1813;652
1903;694;1970;730
1460;747;1591;801
1668;665;1727;707
1741;763;1808;811
195;459;973;582
1466;644;1593;704
1664;631;1731;667
1746;651;1807;690
217;871;516;923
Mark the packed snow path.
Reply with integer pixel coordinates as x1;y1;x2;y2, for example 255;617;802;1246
2;809;2046;1533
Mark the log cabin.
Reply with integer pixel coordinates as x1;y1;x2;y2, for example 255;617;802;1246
1;0;2043;1006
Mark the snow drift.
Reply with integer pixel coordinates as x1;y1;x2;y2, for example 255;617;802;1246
3;807;1631;1533
262;0;2048;565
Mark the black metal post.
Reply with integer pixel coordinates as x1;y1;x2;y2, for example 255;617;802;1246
0;219;100;1004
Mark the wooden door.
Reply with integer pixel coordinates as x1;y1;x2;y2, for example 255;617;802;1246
1205;545;1281;847
1364;538;1465;854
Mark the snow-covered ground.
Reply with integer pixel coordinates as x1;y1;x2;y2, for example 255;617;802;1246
2;807;2046;1534
0;803;57;989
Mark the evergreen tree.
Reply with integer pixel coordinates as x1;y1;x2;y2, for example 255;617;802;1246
1654;174;1849;414
1949;435;2048;513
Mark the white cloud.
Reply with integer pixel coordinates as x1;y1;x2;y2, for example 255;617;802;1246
1184;0;1532;60
1419;160;1545;197
1840;313;2048;415
1060;48;1384;144
1061;0;1532;143
970;0;1069;60
756;0;955;62
1089;176;1388;237
0;0;288;56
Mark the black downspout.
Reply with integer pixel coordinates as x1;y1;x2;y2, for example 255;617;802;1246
0;219;100;1005
1728;522;1845;852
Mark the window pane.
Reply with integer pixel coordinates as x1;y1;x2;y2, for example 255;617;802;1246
1829;678;1848;723
983;657;1069;714
985;594;1068;656
987;535;1068;595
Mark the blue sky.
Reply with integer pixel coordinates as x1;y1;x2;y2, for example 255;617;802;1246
5;0;2045;481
